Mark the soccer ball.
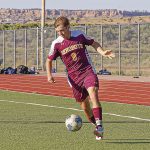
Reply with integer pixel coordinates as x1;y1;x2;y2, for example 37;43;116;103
65;114;82;132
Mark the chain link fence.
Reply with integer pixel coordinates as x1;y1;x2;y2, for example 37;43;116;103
0;23;150;76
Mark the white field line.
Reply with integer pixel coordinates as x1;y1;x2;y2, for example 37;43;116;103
103;113;150;122
1;89;150;107
0;99;150;122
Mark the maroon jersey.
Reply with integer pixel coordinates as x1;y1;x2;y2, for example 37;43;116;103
48;30;96;79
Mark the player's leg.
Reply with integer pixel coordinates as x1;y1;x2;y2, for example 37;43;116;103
83;72;104;140
87;86;103;126
87;86;104;140
79;97;96;125
69;74;103;139
84;73;103;127
69;78;95;125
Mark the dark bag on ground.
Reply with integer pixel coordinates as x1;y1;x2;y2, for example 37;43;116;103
0;68;5;74
6;67;17;74
28;67;36;74
97;69;111;75
17;65;29;74
0;67;17;74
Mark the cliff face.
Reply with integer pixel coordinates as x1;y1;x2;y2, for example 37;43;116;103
46;9;150;18
45;9;122;18
0;8;150;24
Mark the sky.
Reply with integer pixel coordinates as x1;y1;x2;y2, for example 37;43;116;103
0;0;150;11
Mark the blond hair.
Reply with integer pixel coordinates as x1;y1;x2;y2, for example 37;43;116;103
54;16;70;28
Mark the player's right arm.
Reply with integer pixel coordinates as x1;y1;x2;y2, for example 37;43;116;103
46;38;62;83
46;58;55;83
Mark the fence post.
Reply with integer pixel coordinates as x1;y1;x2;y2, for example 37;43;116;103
2;30;5;68
36;27;39;70
137;23;141;76
84;25;87;34
54;30;57;72
100;25;103;70
118;24;121;75
41;27;45;71
24;29;27;66
14;30;16;68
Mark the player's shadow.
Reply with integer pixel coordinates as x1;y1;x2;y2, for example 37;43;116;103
0;120;149;124
104;120;150;124
87;120;150;143
0;121;150;144
0;120;65;124
104;138;150;144
84;120;150;124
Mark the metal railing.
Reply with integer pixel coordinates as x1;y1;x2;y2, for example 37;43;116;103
0;23;150;76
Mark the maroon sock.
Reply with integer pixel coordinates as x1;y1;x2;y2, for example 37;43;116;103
92;107;102;126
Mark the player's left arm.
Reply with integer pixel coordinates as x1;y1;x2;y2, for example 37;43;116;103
91;41;115;59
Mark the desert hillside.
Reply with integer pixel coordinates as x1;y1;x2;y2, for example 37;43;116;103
0;8;150;25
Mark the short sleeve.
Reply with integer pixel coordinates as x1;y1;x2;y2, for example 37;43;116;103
81;32;94;46
71;30;94;46
48;41;60;60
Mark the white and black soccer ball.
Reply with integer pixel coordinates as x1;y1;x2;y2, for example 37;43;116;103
65;114;82;132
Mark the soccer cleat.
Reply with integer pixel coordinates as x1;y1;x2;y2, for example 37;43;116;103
96;136;102;140
94;126;104;140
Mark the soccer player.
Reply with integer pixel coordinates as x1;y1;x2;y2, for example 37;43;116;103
46;16;115;140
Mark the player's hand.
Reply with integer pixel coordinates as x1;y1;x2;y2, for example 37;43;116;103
48;76;55;83
102;50;115;59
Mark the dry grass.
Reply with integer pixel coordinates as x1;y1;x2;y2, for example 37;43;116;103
46;16;150;25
